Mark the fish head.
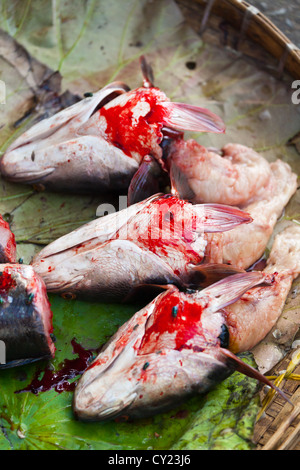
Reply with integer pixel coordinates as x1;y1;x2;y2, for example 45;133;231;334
0;82;130;185
74;271;279;421
79;85;226;166
0;146;56;184
73;288;234;421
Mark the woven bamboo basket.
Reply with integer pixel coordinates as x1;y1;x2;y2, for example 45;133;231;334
175;0;300;451
175;0;300;79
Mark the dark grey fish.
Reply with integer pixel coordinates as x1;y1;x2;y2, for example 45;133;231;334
0;264;54;368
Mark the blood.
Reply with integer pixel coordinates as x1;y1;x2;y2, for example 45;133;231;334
123;196;203;265
15;339;98;395
138;291;206;354
0;216;16;262
98;87;168;158
0;270;16;294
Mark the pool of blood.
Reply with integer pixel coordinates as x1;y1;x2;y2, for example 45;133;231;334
15;339;100;395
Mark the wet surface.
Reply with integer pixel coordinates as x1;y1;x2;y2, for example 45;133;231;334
249;0;300;47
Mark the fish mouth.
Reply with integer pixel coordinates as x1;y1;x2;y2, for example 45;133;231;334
0;159;55;183
73;334;140;421
73;390;137;422
0;151;55;184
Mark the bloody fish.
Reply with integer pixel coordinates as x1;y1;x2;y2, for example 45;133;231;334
71;272;279;420
31;194;251;301
73;225;300;421
0;264;55;368
0;63;225;196
0;214;16;263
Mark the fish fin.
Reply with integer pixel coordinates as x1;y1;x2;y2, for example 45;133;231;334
194;203;252;233
127;155;161;206
169;160;196;201
161;102;226;134
139;55;155;88
200;271;267;311
185;263;245;288
122;283;178;303
220;348;293;406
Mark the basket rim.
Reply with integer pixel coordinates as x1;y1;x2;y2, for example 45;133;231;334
178;0;300;79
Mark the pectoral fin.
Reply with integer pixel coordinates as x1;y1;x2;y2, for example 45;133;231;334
169;160;195;201
200;271;267;311
161;102;226;134
127;155;162;206
185;263;245;288
195;204;252;233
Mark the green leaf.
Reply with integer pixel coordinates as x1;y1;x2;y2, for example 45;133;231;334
171;353;260;451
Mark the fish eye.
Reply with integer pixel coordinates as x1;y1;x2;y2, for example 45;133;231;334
218;324;229;349
61;292;77;300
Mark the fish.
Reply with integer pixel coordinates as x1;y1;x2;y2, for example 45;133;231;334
72;271;289;421
0;61;225;196
0;264;55;368
0;215;16;263
204;158;298;269
166;140;273;206
73;225;300;421
31;194;252;301
224;224;300;353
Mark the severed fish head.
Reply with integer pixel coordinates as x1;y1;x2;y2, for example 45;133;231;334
73;271;280;421
0;82;134;191
0;264;55;368
32;194;252;301
1;66;225;193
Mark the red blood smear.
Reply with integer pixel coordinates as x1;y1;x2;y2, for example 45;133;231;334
15;339;98;395
98;88;168;158
0;216;16;262
139;291;206;354
0;270;16;294
123;196;203;265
